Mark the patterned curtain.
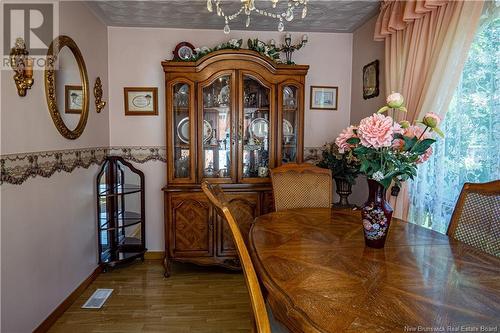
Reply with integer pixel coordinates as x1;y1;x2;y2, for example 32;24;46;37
408;10;500;233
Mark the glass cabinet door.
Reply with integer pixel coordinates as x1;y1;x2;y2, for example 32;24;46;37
279;83;301;164
240;74;273;181
170;81;195;182
199;74;234;181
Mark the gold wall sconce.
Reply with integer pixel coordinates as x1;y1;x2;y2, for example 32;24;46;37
94;77;106;113
10;38;34;97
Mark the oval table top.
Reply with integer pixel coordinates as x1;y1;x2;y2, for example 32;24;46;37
249;208;500;333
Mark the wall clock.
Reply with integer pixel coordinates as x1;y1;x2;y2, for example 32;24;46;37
173;42;195;61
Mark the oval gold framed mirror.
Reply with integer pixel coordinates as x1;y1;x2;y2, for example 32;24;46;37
45;35;89;140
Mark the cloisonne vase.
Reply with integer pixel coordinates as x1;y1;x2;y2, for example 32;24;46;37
361;179;394;248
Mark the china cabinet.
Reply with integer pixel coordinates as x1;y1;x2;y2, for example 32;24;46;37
97;156;146;270
162;49;308;276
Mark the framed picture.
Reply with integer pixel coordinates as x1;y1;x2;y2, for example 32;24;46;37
363;60;380;99
310;86;338;110
124;87;158;116
65;85;83;114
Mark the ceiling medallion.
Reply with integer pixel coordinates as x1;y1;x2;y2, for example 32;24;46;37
207;0;308;34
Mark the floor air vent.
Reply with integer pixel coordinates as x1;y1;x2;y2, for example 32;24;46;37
82;289;113;309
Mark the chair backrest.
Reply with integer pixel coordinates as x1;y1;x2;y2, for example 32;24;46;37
201;181;271;333
270;163;332;211
447;180;500;257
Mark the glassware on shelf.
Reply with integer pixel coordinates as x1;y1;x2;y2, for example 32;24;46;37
242;76;271;179
202;75;232;179
281;85;299;164
173;83;191;179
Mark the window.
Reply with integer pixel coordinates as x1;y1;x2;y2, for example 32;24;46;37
408;12;499;233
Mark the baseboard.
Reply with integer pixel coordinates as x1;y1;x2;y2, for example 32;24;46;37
33;265;103;333
144;251;165;260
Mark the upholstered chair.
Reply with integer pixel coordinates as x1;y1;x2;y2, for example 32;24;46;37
270;163;332;211
201;181;271;333
447;180;500;257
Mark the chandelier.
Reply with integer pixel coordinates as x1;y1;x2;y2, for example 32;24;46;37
206;0;309;34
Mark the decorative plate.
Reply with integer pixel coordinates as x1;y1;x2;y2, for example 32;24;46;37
177;118;212;143
177;117;190;143
203;120;213;143
178;84;189;94
249;118;269;140
173;42;195;61
283;119;294;136
283;86;294;101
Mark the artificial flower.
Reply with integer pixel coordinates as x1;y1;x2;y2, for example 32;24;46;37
357;114;394;148
420;112;444;137
417;146;433;164
378;92;408;114
399;120;411;129
386;92;404;108
422;112;440;127
335;125;357;153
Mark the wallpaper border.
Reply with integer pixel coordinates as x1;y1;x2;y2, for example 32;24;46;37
1;145;320;185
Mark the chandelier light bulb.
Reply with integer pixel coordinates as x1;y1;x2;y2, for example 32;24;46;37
278;20;285;32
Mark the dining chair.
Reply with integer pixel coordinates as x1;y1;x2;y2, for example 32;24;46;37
201;181;271;333
447;180;500;257
270;163;332;211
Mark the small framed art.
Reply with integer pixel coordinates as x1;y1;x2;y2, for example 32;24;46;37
124;87;158;116
363;60;379;99
310;86;338;110
65;85;83;114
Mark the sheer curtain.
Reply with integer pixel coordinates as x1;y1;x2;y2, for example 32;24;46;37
409;7;500;233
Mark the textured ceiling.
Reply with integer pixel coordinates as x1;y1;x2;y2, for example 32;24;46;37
86;0;380;33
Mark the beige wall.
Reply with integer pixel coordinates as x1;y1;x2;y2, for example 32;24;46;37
0;2;109;332
107;27;353;250
349;15;385;205
350;15;385;124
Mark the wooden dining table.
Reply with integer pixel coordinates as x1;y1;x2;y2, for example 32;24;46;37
249;208;500;333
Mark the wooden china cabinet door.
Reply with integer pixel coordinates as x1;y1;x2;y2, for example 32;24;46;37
171;193;213;256
216;193;259;257
166;79;196;184
277;81;304;165
197;71;237;183
238;71;275;183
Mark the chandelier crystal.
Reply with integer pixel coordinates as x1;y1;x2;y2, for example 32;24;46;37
207;0;308;34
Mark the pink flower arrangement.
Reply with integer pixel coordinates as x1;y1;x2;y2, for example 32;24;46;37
333;93;444;188
335;125;357;153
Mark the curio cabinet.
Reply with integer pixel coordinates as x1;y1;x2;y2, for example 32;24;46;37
97;156;146;270
162;49;308;276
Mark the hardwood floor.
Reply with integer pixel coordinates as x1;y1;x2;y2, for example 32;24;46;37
49;261;252;333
